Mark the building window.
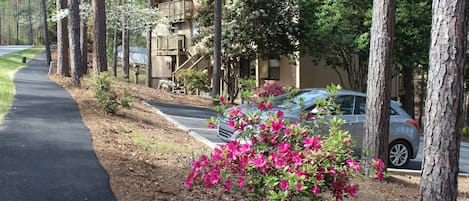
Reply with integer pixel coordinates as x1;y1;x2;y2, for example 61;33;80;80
268;59;280;80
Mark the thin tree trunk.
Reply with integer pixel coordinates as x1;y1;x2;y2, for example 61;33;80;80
80;0;88;75
57;0;70;77
69;0;81;84
363;0;396;173
28;0;33;45
40;0;52;65
112;25;118;77
92;0;107;73
7;0;11;45
401;66;415;117
15;0;19;45
122;7;130;79
122;0;130;80
419;0;468;200
111;0;121;78
146;0;153;87
212;0;222;99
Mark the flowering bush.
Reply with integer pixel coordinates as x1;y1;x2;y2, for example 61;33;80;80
256;80;285;97
189;85;385;200
89;72;133;114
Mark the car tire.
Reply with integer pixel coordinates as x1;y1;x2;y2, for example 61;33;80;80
388;140;411;168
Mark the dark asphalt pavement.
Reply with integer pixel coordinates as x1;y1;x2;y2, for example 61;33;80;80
0;52;116;200
147;102;225;145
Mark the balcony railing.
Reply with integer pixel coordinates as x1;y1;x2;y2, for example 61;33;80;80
153;34;185;56
158;0;193;22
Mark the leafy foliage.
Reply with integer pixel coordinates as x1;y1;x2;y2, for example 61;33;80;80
299;0;372;92
188;85;386;200
176;69;210;95
256;80;285;97
196;0;299;61
89;72;133;114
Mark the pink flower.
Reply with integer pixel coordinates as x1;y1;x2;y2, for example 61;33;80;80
346;158;360;172
238;177;245;188
292;152;304;166
280;179;289;191
312;184;320;196
229;107;244;118
258;101;267;110
228;120;235;128
277;110;284;118
347;185;357;196
220;96;226;104
208;121;215;128
239;143;250;154
303;137;322;151
373;158;385;171
223;180;232;192
307;112;313;120
270;119;285;133
278;142;291;153
251;154;267;167
376;172;384;181
184;178;192;188
284;127;291;136
315;173;324;180
296;182;303;190
270;152;286;168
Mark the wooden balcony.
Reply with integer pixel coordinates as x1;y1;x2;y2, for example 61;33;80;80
158;0;193;22
153;35;186;56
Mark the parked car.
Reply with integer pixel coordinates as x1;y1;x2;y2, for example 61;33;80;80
218;88;420;168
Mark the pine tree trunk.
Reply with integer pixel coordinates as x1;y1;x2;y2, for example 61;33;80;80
122;18;130;79
146;0;153;87
363;0;396;173
419;0;468;200
111;0;121;78
28;0;33;45
40;0;51;65
401;66;415;117
80;0;88;75
212;0;222;99
112;26;118;77
92;0;107;73
15;0;19;45
69;0;81;85
57;0;70;77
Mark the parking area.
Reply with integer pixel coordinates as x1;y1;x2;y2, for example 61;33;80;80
147;101;469;174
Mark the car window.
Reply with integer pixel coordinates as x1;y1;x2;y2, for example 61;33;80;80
354;96;400;116
356;96;366;115
335;96;355;115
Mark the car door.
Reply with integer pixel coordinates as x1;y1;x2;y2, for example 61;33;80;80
334;95;360;152
351;96;366;154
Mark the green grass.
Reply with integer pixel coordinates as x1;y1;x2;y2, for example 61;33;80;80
0;46;45;120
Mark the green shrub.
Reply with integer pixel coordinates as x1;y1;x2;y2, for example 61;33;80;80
89;72;133;114
176;69;210;95
462;127;469;137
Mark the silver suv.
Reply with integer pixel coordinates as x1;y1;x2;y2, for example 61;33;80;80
217;89;420;168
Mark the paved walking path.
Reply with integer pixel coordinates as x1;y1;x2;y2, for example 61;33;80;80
0;51;116;201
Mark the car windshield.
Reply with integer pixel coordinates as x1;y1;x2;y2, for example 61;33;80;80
277;90;326;109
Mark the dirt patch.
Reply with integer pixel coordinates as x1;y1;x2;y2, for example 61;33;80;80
48;74;469;200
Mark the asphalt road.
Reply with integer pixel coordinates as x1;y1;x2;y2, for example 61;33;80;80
0;45;33;56
0;51;116;200
149;101;469;173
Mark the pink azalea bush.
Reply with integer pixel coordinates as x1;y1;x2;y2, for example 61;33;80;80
190;87;386;200
256;80;285;97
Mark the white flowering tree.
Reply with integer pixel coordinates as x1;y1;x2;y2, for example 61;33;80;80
106;0;162;80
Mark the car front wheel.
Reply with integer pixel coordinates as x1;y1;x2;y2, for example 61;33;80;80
388;140;411;168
